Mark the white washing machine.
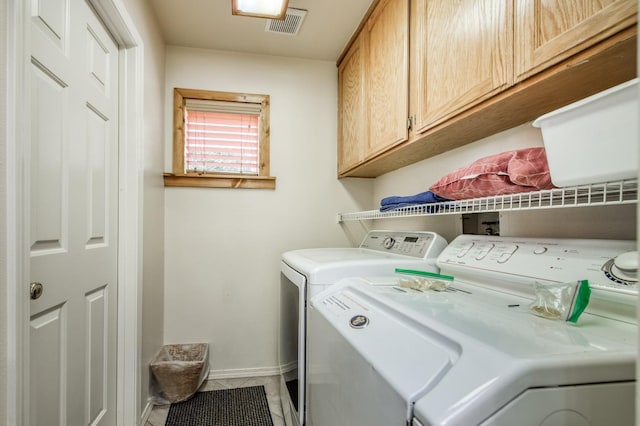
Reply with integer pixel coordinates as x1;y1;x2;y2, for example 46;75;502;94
308;235;637;426
278;230;448;426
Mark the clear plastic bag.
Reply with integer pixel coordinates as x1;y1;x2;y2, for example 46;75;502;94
396;268;454;292
399;276;450;292
149;343;209;405
529;280;591;323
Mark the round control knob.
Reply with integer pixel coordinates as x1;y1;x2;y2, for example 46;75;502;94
612;251;638;281
614;251;638;272
382;237;396;249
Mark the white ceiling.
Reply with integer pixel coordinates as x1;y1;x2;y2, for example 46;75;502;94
147;0;374;61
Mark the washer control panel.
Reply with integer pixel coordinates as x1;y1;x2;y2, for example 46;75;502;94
438;235;637;295
359;230;448;259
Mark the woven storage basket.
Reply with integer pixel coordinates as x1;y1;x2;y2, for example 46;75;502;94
150;343;209;403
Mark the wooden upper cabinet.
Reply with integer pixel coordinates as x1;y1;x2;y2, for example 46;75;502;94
337;0;636;177
515;0;638;81
410;0;513;134
365;0;409;157
338;32;368;174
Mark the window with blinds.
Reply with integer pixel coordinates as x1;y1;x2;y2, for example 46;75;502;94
184;99;261;175
166;88;275;189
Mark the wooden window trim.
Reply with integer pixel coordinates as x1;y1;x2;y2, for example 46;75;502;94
165;87;276;189
163;173;276;189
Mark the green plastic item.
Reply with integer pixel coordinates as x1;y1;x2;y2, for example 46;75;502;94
567;280;591;323
395;268;454;282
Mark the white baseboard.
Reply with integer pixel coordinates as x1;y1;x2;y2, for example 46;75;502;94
207;366;281;380
140;401;154;425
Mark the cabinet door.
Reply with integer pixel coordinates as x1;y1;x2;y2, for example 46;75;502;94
366;0;409;158
411;0;513;134
338;32;368;174
515;0;637;81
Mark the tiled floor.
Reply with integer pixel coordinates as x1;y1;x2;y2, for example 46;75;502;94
145;375;285;426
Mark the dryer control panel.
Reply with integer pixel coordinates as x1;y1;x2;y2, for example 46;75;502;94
359;231;448;259
438;235;637;295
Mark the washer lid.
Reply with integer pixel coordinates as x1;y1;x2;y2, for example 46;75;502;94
365;279;635;358
284;247;400;264
282;248;439;285
281;231;448;285
334;277;636;426
311;285;460;419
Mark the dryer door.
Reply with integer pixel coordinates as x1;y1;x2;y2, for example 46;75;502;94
279;261;306;426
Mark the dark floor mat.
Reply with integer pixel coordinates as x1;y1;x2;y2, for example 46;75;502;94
165;385;274;426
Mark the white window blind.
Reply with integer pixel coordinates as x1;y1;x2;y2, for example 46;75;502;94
184;99;261;175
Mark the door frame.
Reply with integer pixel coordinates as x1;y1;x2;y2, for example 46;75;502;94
5;0;144;424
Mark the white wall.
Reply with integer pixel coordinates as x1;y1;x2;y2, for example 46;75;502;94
164;46;373;373
121;0;167;412
373;123;636;241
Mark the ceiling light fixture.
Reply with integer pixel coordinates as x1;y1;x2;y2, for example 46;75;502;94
232;0;290;19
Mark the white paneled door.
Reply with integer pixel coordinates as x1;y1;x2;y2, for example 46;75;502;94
28;0;119;425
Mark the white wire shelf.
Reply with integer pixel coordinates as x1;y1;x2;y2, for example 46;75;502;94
338;179;638;222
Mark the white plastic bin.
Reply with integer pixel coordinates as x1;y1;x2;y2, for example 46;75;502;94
150;343;209;404
533;79;638;187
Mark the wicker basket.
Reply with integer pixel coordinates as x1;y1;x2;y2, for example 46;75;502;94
150;343;209;403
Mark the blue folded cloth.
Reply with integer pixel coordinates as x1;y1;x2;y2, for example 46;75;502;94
380;191;449;206
380;202;428;212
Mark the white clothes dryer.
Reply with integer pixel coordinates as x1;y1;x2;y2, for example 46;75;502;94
308;235;637;426
278;230;448;426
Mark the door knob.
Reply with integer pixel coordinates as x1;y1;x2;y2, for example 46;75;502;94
30;282;43;300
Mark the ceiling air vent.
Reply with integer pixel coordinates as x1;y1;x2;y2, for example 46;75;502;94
265;8;307;36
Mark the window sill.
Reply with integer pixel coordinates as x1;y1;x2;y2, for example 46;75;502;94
163;173;276;189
